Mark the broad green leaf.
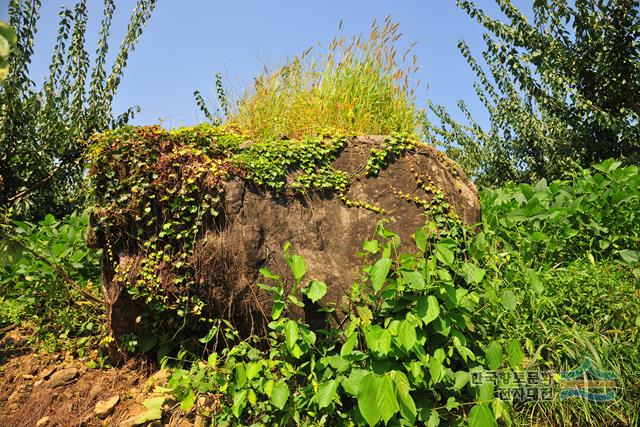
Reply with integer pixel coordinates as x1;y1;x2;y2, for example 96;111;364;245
180;389;196;411
485;341;503;370
357;373;381;426
340;331;358;357
527;269;543;294
272;301;285;320
468;404;497;427
402;270;425;290
417;295;440;326
461;262;486;284
271;381;290;410
288;254;307;281
506;340;525;368
435;243;454;266
364;325;392;356
303;280;327;303
453;371;471;391
396;320;417;351
363;239;379;254
370;257;392;292
377;374;400;424
285;320;299;354
414;227;427;252
500;290;517;311
232;389;247;417
316;379;340;409
390;371;416;423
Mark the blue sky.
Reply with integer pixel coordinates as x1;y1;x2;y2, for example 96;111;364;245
1;1;526;129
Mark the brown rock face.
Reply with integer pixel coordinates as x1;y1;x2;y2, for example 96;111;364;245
101;136;480;338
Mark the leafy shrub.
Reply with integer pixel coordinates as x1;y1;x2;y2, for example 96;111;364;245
0;210;103;351
200;17;420;141
164;220;512;426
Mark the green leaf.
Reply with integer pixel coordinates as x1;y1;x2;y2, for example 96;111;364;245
500;290;517;311
288;254;307;281
468;404;497;427
357;373;381;426
363;239;379;254
453;371;471;391
232;389;247;417
272;301;285;320
619;249;639;265
370;257;392;292
435;243;454;266
271;381;290;410
485;341;503;370
396;320;417;351
414;227;427;252
390;371;416;423
527;269;544;294
316;379;340;409
340;331;358;357
364;325;392;356
284;320;299;355
378;374;400;424
402;270;425;290
417;295;440;326
462;262;486;284
180;389;196;411
506;340;525;368
303;280;327;303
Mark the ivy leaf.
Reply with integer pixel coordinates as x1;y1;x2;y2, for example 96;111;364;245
468;404;497;427
506;340;525;368
370;257;392;292
485;341;503;370
270;381;290;410
303;280;327;303
316;379;340;409
417;295;440;326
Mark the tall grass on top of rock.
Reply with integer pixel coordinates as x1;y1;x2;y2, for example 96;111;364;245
206;17;420;141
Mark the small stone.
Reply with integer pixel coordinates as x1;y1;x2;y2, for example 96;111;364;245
40;366;57;379
36;416;52;427
47;367;79;387
21;373;34;380
88;384;102;400
34;379;44;387
95;395;120;418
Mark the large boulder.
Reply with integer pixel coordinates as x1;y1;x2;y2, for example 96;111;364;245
88;127;480;340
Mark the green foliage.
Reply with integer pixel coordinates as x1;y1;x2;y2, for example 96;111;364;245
149;159;639;426
425;0;640;185
0;0;156;219
201;17;420;142
0;21;16;80
163;220;504;426
0;210;104;352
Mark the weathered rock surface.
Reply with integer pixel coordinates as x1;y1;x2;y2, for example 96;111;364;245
101;136;480;337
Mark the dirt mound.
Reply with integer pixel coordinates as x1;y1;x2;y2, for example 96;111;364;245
0;328;149;426
88;127;480;340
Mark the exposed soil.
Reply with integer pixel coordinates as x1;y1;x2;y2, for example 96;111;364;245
0;327;190;427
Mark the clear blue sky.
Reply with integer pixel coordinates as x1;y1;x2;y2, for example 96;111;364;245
1;0;528;129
